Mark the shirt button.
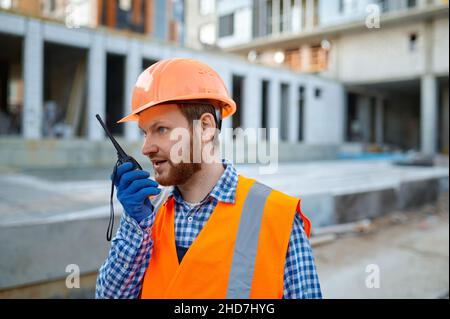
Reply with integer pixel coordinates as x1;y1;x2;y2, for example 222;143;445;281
137;229;142;235
187;216;193;222
123;263;129;269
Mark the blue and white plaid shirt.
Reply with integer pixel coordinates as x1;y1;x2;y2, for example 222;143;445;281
96;160;322;299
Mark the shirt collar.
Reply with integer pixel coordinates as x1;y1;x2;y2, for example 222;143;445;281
171;158;238;205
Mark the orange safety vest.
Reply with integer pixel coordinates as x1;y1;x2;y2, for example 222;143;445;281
140;175;311;299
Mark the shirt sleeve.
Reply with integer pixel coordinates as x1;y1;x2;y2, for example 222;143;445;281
283;208;323;299
95;210;155;299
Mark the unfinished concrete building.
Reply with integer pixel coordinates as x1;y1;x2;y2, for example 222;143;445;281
0;3;344;168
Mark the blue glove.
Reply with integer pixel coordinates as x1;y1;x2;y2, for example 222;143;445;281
112;162;161;223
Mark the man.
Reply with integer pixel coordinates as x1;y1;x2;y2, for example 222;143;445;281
96;58;322;299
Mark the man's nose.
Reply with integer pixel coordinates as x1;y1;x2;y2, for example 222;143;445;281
141;136;158;156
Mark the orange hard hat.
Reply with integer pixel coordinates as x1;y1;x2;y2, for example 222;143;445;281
118;58;236;123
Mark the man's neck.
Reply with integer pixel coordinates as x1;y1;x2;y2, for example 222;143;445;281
176;160;225;204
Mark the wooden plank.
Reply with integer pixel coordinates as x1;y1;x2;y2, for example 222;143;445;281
106;0;117;28
65;59;86;137
132;0;143;25
96;0;103;26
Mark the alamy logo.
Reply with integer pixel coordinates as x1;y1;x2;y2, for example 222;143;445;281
366;4;381;29
365;264;380;289
65;264;80;289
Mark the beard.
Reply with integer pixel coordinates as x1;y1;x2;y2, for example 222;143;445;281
152;132;202;186
154;160;201;186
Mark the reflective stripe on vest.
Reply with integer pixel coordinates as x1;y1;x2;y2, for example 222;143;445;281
226;181;272;299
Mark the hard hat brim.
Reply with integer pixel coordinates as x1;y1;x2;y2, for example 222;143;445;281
117;93;236;123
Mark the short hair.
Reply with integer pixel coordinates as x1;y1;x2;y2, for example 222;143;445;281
176;102;220;146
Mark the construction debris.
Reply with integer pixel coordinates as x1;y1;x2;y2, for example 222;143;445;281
312;219;373;237
393;152;435;167
310;233;338;247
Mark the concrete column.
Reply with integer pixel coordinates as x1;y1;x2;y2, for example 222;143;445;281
305;0;315;30
303;82;345;145
288;83;300;142
283;0;291;32
442;84;449;154
375;96;384;145
357;95;371;143
268;78;281;140
292;0;301;32
23;20;43;139
124;39;142;141
87;32;106;141
421;75;438;155
243;73;261;141
272;0;280;35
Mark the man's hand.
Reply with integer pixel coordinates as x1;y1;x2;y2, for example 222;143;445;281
112;162;161;223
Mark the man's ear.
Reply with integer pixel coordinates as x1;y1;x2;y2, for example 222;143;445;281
199;113;217;143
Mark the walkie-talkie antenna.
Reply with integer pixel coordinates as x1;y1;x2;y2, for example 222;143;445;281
95;114;128;160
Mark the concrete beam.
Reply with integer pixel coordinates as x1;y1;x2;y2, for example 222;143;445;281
105;35;129;55
43;23;91;48
0;11;26;36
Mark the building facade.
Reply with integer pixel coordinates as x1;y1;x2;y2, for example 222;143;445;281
184;0;218;50
0;0;184;43
218;0;449;155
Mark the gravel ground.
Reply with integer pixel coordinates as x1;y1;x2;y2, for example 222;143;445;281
314;192;449;299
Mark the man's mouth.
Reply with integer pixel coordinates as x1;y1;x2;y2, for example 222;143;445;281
151;159;168;169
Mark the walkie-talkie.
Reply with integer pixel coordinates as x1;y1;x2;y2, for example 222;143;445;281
96;114;143;241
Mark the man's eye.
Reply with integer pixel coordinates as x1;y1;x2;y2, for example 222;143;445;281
158;127;168;134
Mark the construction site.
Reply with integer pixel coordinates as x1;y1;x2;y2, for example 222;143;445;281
0;0;448;299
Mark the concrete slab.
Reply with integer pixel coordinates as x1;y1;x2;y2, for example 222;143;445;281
0;213;119;289
334;187;398;223
237;159;448;225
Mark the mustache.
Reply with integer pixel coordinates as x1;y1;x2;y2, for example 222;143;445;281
149;155;168;161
